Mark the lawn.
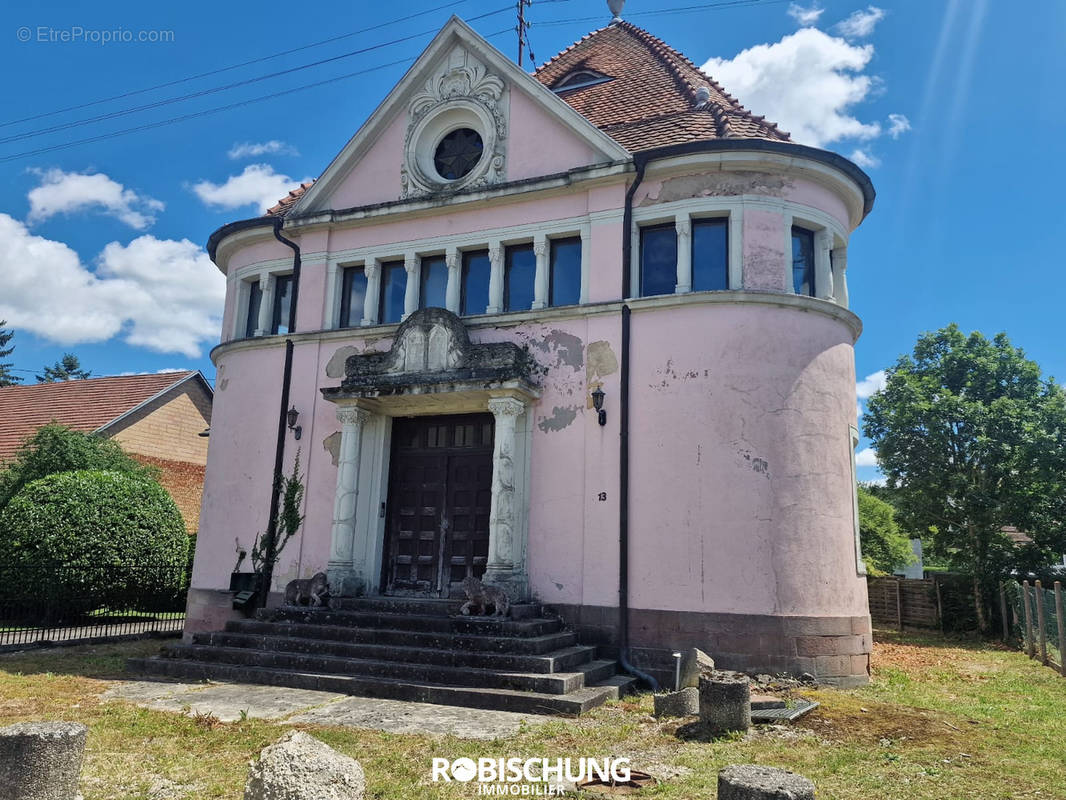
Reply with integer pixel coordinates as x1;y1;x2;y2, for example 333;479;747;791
0;631;1063;799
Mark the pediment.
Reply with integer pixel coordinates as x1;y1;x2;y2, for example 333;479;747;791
291;17;629;215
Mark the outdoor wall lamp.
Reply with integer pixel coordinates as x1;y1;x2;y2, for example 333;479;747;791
591;386;607;426
286;406;302;440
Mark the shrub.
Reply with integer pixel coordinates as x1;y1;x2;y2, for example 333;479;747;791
0;470;189;610
0;424;155;511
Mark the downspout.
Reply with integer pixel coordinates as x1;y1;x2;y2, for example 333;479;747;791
256;218;302;608
617;156;658;690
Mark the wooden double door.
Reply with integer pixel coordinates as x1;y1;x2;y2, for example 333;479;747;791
382;414;494;597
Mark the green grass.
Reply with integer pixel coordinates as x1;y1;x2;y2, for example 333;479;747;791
0;631;1064;798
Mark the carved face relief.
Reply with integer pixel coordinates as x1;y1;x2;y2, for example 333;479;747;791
401;45;508;199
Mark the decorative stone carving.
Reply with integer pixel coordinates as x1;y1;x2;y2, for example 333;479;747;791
329;405;372;596
401;45;508;199
484;396;526;598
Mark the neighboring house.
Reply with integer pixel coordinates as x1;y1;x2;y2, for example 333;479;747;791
0;372;213;532
185;15;875;687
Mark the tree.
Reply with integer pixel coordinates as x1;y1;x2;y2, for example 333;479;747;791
0;423;154;511
857;486;914;576
863;324;1066;632
0;321;20;387
36;353;91;383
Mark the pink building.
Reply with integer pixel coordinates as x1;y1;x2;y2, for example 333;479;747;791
181;15;875;693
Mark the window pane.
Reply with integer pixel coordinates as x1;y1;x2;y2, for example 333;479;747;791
504;244;535;312
549;237;581;307
791;227;815;297
640;224;677;297
419;255;448;310
272;274;292;334
380;260;406;324
461;250;490;316
245;280;262;338
339;266;367;328
692;220;728;291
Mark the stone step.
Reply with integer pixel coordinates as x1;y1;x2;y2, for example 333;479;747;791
159;644;617;695
196;631;597;674
330;597;544;620
127;658;635;716
225;619;578;655
257;607;561;638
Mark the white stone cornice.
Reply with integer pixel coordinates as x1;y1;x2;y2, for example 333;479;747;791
488;396;525;417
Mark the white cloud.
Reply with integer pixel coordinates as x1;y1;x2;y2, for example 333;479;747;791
862;475;887;487
887;113;911;138
856;447;879;467
787;2;824;26
0;213;224;358
849;148;881;168
191;164;308;214
856;370;887;399
834;6;886;39
703;28;884;147
228;140;297;160
26;168;164;230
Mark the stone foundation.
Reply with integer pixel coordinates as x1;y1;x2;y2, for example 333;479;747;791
547;603;871;687
184;587;283;642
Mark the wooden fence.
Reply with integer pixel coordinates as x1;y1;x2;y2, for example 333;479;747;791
867;577;940;629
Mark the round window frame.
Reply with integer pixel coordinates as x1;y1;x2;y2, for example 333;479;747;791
406;100;498;191
432;127;485;181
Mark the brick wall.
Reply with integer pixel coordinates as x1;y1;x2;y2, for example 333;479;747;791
133;454;206;533
108;382;211;466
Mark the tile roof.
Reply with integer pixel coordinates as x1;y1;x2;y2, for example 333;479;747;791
534;21;789;150
0;372;198;463
264;20;788;216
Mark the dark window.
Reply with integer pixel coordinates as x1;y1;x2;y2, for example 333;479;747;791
245;280;262;338
692;219;729;291
339;266;367;328
434;128;483;180
419;255;448;310
271;274;293;334
379;260;407;324
549;237;581;307
504;244;535;312
640;224;677;297
791;226;815;297
461;250;490;316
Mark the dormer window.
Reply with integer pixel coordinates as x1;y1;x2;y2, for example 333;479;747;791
552;70;611;93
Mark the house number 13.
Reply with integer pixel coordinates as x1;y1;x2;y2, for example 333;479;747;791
597;492;607;501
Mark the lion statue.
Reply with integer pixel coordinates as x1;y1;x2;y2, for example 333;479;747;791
459;575;510;618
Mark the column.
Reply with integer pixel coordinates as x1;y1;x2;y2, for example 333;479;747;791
815;229;834;301
445;247;461;314
531;235;548;310
831;246;849;307
675;215;692;294
728;208;743;290
255;273;272;336
402;252;418;319
361;259;381;326
483;396;527;599
486;241;504;314
579;224;591;304
328;405;371;596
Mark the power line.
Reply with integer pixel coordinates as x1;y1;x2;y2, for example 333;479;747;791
534;0;788;27
0;6;513;147
0;0;471;130
0;26;515;165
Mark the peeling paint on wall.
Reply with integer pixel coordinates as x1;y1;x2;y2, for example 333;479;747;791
649;359;709;391
325;346;360;379
525;329;584;371
322;431;341;466
736;447;771;480
638;171;793;206
586;340;618;381
537;404;579;433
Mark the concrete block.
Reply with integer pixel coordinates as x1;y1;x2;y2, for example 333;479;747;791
717;764;815;799
653;687;699;718
679;647;715;688
698;671;751;735
0;721;87;800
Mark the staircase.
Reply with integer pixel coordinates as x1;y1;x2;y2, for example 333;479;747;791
128;597;635;716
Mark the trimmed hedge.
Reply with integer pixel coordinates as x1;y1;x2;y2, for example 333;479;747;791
0;470;189;609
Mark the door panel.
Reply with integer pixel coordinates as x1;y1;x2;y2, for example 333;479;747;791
383;415;494;597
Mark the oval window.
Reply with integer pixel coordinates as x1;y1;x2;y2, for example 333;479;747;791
433;128;484;180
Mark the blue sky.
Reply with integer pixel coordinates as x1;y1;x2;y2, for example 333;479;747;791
1;0;1063;482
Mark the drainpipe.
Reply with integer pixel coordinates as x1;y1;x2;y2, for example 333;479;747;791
617;156;658;690
256;218;301;608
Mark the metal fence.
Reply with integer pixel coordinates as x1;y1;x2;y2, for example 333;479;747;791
1003;579;1065;676
0;561;189;650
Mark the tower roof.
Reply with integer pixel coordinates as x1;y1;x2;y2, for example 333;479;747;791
534;21;789;151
